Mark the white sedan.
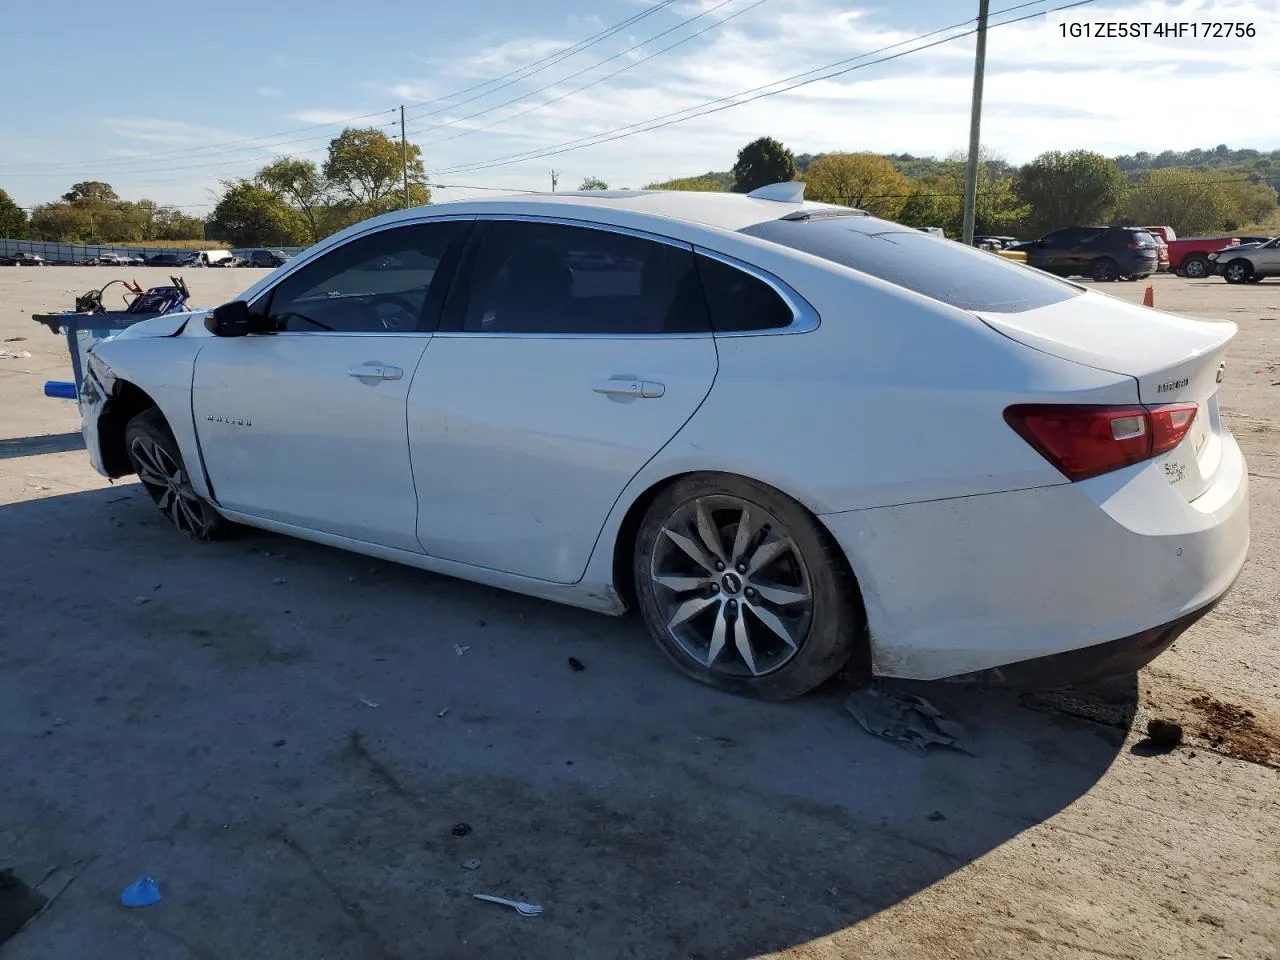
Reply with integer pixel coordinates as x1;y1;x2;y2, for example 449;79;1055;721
77;185;1249;699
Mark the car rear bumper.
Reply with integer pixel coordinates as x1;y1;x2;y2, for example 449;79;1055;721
819;432;1249;682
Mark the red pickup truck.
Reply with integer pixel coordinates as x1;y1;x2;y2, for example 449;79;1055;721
1142;226;1240;278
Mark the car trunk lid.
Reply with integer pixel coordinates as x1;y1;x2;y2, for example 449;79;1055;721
978;292;1235;501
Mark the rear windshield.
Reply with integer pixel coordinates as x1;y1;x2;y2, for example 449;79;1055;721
741;218;1083;314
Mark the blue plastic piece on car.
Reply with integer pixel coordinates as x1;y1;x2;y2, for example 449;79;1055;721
44;381;77;399
120;876;162;908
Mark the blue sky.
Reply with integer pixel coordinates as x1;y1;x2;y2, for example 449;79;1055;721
1;0;1277;213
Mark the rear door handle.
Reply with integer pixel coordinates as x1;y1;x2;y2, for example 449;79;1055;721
347;363;403;381
593;378;665;399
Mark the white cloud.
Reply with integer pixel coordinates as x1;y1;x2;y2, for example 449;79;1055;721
394;0;1280;189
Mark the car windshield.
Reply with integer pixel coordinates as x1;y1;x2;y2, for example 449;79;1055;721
741;216;1083;313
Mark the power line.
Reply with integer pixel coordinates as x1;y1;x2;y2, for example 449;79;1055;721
0;1;679;176
405;0;761;143
430;0;1091;177
403;0;680;120
0;111;399;174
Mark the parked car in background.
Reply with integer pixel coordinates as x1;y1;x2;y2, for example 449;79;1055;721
1210;236;1280;283
1026;226;1158;281
94;253;132;267
189;250;234;267
76;187;1248;699
1;252;46;266
145;253;183;267
209;255;246;268
973;235;1020;250
246;249;294;268
1164;236;1241;278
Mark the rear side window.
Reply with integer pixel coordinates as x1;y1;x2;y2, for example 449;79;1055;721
695;253;795;332
741;218;1082;314
450;220;710;335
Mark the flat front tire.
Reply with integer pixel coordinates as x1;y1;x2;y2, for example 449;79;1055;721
633;474;865;700
125;408;227;540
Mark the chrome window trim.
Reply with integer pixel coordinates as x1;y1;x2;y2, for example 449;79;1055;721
693;246;820;337
245;214;477;315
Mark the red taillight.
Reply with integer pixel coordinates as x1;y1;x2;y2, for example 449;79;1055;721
1004;403;1198;481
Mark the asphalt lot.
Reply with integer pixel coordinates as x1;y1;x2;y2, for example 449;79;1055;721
1;267;1277;959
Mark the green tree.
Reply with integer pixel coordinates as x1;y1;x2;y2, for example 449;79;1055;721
644;176;723;191
150;207;205;241
896;175;961;233
579;176;609;190
803;152;911;219
1120;169;1234;235
731;137;796;193
257;157;330;243
207;181;308;247
0;188;28;238
30;202;93;242
1220;176;1278;229
61;181;119;205
1015;150;1127;234
323;127;429;219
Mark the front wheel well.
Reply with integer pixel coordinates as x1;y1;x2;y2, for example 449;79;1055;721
98;381;159;476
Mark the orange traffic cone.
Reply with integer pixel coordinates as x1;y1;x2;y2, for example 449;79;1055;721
1142;281;1154;308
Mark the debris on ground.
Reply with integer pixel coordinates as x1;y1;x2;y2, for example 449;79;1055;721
2;336;26;342
272;739;286;748
454;644;470;656
358;696;380;709
0;349;32;360
568;657;585;672
845;686;970;754
437;707;449;718
927;811;947;821
1189;694;1278;767
272;577;287;586
451;822;472;837
1145;717;1184;748
473;893;542;917
462;859;481;870
133;596;150;606
120;876;161;908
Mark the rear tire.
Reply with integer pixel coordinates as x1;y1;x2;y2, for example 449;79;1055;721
124;408;227;540
1182;256;1210;279
1222;259;1253;284
633;474;865;700
1090;257;1119;282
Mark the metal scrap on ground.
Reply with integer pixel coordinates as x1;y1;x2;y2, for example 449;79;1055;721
845;686;971;754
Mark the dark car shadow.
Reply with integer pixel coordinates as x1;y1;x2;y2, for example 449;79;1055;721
0;485;1134;960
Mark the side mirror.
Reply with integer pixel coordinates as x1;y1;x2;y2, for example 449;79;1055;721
205;300;269;337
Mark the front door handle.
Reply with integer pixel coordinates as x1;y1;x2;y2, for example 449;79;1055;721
347;363;403;381
593;377;665;400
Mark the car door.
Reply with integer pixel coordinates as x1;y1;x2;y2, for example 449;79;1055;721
1035;229;1078;272
192;218;469;552
1255;238;1280;274
407;217;718;583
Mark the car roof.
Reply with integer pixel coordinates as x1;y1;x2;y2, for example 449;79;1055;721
372;188;869;235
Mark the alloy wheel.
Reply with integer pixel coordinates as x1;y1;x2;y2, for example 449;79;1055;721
130;436;213;538
650;496;813;678
1184;258;1207;278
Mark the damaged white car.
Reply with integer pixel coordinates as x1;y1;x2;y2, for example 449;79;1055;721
77;186;1249;699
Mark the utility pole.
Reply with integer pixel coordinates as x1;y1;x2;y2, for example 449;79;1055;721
961;0;990;247
399;104;409;208
549;169;560;192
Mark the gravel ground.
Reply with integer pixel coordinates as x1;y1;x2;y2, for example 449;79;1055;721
1;267;1277;960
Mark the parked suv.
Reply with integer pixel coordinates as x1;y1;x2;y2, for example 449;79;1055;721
247;248;293;268
1211;236;1280;283
1026;226;1159;281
